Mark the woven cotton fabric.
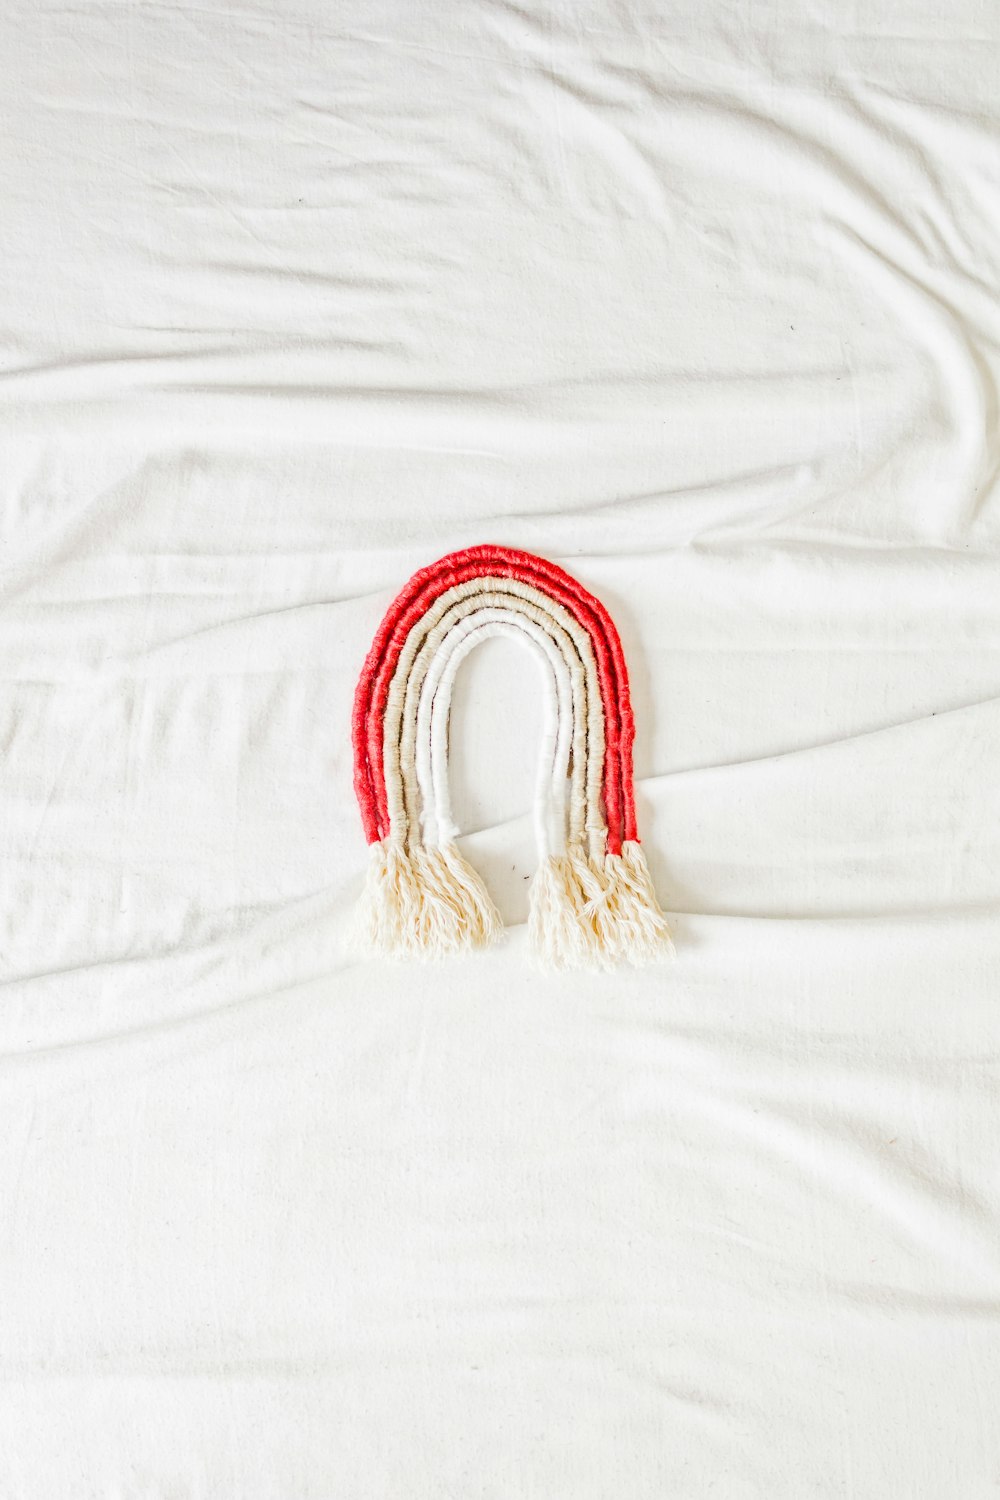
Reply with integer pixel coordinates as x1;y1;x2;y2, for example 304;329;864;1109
1;0;999;1493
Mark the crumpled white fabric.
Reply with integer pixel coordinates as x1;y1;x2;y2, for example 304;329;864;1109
1;1;998;1495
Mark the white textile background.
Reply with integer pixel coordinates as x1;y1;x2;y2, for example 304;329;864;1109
1;1;999;1495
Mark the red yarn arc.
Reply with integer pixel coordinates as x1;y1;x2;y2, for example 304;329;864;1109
360;555;631;847
351;545;638;855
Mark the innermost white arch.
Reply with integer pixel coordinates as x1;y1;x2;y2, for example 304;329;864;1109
415;607;573;860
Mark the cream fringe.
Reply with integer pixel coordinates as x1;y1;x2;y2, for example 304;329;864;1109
595;841;675;966
353;839;421;956
355;839;501;959
357;838;671;970
527;840;673;971
413;843;502;954
528;850;606;971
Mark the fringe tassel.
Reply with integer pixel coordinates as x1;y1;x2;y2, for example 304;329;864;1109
594;840;674;966
358;838;671;969
354;838;500;959
412;842;502;955
354;838;422;957
528;851;605;971
528;840;673;971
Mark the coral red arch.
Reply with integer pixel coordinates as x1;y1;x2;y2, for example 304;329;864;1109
351;544;638;855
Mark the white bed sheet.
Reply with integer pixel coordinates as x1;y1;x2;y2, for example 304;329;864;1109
1;1;999;1494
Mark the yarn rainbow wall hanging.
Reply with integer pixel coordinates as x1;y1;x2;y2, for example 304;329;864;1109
351;544;672;969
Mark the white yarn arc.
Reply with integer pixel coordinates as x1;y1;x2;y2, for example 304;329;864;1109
393;582;591;850
415;608;574;860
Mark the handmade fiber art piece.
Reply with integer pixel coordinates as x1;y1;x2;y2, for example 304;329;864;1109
351;544;673;970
